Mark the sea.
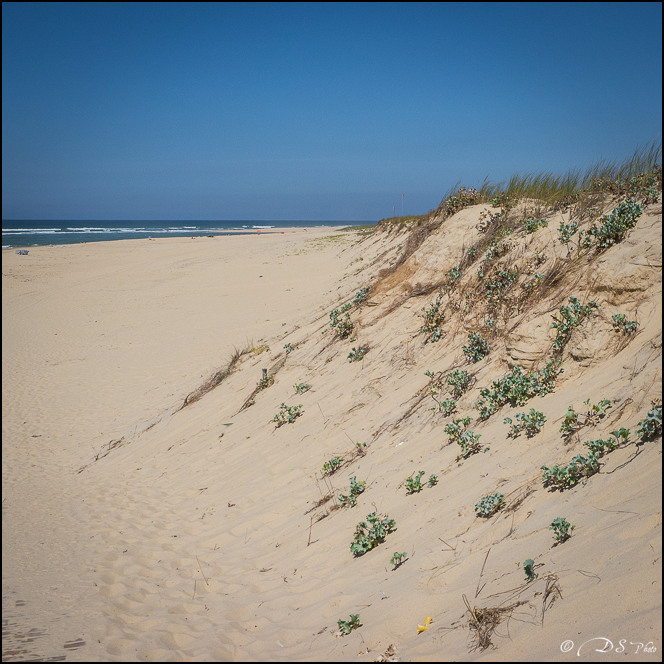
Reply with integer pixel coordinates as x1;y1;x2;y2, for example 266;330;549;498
2;219;373;250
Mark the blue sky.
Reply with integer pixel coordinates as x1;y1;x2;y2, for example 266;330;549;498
2;2;662;221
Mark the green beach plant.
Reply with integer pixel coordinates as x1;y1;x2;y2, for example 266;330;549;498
583;437;619;456
636;401;662;442
522;558;538;582
321;456;344;476
504;408;547;438
447;368;470;398
336;313;354;339
420;296;445;342
559;399;612;436
444;265;463;291
273;403;303;427
337;614;361;635
436;399;457;416
258;372;274;390
585;199;645;250
551;297;598;352
583;398;612;425
483;268;519;306
557;220;580;249
474;493;505;518
474;359;561;420
549;517;575;544
294;382;311;394
522;216;548;234
350;512;396;557
443;185;481;216
404;470;425;494
338;476;366;508
463;332;491;363
354;286;371;305
390;552;408;569
560;405;582;436
540;452;599;489
348;346;367;362
611;313;638;334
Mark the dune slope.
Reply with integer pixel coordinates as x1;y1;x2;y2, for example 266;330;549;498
3;191;661;662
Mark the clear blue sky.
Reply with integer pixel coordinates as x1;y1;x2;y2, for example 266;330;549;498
2;2;662;221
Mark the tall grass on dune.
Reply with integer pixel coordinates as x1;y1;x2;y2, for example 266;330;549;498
440;140;662;214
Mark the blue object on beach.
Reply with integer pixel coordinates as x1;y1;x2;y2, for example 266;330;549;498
15;249;29;255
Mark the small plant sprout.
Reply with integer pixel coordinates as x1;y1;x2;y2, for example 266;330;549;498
636;400;662;442
348;346;368;362
550;517;575;544
612;313;638;334
294;382;311;394
427;474;438;487
390;551;408;569
584;398;612;425
474;493;505;518
321;456;344;476
337;614;361;635
559;399;612;436
338;476;366;508
350;512;397;557
560;405;581;436
521;558;538;582
462;332;491;363
273;403;303;427
283;343;294;354
404;470;425;494
354;441;368;455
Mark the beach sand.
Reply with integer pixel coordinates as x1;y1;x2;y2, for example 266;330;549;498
2;209;661;662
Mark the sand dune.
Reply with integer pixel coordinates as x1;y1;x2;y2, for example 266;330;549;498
2;199;661;662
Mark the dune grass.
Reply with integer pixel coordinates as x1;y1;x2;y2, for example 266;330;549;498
439;140;662;213
180;346;250;409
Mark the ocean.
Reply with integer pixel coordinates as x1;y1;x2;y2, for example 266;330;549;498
2;219;372;250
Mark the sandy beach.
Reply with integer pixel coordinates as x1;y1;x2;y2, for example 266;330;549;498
2;206;661;662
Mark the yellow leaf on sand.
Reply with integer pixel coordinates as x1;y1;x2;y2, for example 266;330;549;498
417;616;432;633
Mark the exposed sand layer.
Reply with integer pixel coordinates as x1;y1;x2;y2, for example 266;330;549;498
2;203;661;662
